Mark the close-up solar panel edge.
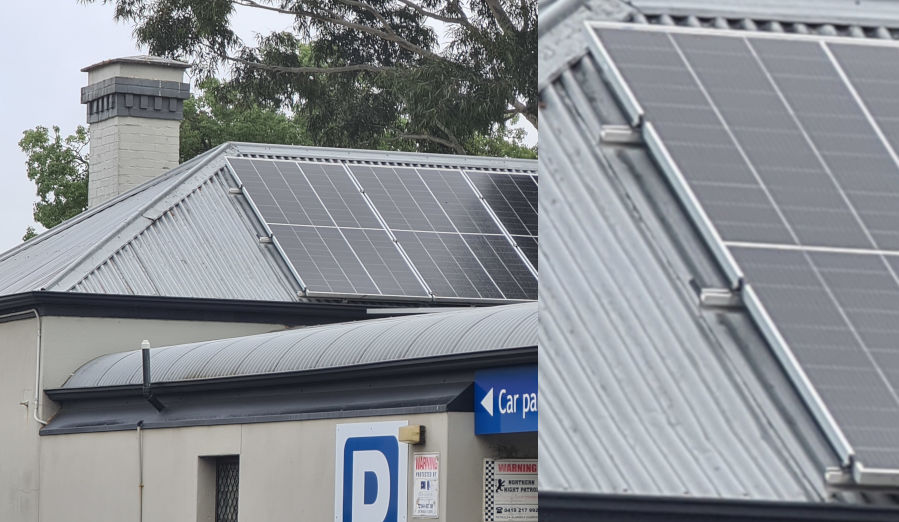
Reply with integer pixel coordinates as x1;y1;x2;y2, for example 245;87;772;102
221;158;310;294
589;24;899;471
225;156;537;302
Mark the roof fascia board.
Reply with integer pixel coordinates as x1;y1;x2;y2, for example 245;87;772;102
0;291;368;325
229;142;538;172
46;346;536;400
539;492;899;521
43;404;455;436
44;144;235;293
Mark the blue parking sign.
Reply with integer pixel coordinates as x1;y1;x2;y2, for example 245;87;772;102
475;365;537;435
335;421;408;521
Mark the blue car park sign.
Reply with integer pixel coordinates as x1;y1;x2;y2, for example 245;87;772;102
475;365;537;435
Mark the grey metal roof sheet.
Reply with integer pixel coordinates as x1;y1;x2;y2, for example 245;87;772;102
0;143;534;303
62;302;536;388
538;18;853;502
70;169;297;301
0;168;183;295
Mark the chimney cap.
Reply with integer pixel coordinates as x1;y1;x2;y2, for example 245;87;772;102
81;55;190;73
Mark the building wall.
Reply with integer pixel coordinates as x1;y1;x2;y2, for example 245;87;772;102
0;314;288;522
39;315;285;391
38;412;537;521
88;116;181;207
0;316;40;522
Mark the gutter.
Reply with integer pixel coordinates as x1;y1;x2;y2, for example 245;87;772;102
539;492;899;521
0;291;370;325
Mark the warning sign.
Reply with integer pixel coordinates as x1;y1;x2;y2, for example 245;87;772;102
413;453;439;518
483;459;538;521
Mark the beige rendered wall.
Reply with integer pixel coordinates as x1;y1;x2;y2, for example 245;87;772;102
0;314;286;522
39;413;537;522
0;316;40;522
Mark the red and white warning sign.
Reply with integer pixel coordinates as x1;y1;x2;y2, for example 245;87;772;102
413;453;439;518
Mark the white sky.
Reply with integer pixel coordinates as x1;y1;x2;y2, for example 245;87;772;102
0;3;535;254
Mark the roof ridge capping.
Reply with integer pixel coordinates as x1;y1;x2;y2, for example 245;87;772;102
629;1;899;37
228;142;538;172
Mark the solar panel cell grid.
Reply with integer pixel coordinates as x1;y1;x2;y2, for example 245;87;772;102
465;171;538;236
592;24;899;471
229;157;537;300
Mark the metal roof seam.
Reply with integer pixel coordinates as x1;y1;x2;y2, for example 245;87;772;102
541;124;709;492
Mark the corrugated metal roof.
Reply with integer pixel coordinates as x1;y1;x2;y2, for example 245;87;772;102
62;301;535;388
0;143;534;303
0;166;183;295
70;169;297;301
538;10;847;502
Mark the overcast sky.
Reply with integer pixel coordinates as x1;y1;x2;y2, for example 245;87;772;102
0;3;535;255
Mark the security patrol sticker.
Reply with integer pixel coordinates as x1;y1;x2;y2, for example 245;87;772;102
483;459;538;522
335;421;409;522
412;453;439;518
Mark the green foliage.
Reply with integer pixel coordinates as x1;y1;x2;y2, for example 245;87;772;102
23;226;37;242
180;78;310;161
18;125;89;233
84;0;537;155
465;122;536;159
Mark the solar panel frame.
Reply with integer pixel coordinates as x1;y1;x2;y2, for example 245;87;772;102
226;156;537;302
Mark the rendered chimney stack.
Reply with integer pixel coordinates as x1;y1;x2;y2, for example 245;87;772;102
81;56;190;208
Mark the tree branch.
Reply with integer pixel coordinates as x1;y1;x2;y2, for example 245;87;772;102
218;47;397;74
333;0;397;37
394;134;467;154
484;0;518;34
235;0;445;63
395;0;472;28
511;99;537;127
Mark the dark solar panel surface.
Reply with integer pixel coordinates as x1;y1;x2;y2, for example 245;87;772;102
229;158;537;300
733;246;899;468
229;158;427;297
592;25;899;469
348;165;537;299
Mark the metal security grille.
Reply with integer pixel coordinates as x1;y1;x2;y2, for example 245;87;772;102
215;457;239;522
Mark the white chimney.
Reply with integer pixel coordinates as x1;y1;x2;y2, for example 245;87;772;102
81;56;190;208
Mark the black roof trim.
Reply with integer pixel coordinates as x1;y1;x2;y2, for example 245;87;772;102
46;346;537;401
42;382;475;436
539;492;899;521
0;291;370;326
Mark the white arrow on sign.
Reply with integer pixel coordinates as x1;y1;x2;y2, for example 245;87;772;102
481;387;494;416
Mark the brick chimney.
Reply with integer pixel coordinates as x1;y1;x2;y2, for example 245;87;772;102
81;56;190;208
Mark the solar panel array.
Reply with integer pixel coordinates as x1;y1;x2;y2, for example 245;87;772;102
227;157;537;301
591;25;899;469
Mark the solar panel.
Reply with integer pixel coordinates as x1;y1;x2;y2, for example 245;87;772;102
589;24;899;471
228;157;537;301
